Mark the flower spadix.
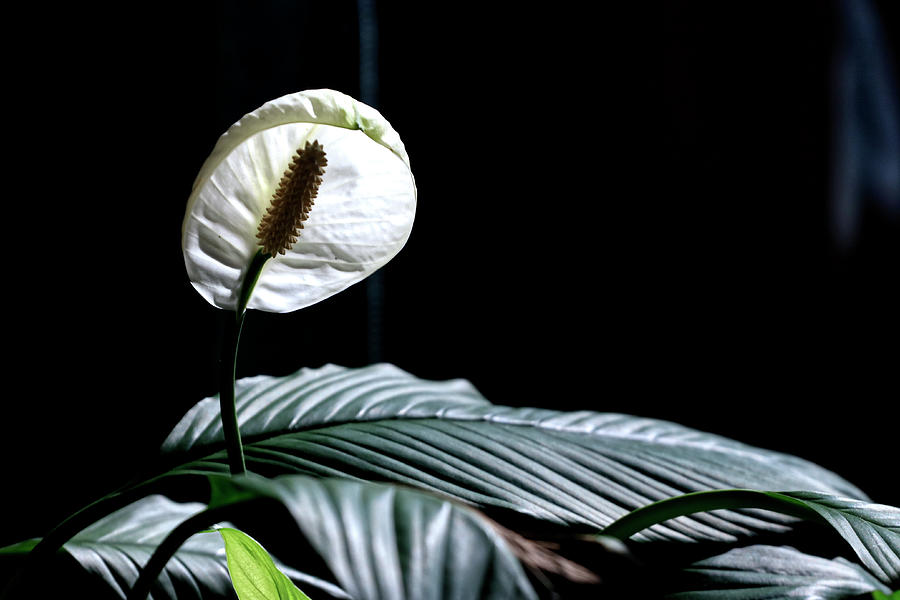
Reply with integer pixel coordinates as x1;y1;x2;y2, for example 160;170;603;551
182;89;416;313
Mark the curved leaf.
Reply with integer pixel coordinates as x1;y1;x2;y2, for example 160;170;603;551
205;474;539;600
64;495;231;600
665;544;891;599
69;475;537;600
603;489;900;586
1;495;347;600
157;363;866;544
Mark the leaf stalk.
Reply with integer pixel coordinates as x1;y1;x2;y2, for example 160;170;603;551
601;488;821;540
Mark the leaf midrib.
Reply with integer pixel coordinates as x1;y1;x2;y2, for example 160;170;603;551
176;413;786;466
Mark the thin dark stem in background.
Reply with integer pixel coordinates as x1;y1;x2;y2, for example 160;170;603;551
358;0;385;364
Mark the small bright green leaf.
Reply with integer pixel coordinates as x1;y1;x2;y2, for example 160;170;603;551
871;590;900;599
218;528;310;600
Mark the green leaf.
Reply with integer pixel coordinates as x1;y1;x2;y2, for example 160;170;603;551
218;528;310;600
664;544;891;599
602;489;900;586
12;364;889;598
789;492;900;585
207;474;539;600
60;495;233;599
1;495;347;600
158;363;867;544
8;474;536;600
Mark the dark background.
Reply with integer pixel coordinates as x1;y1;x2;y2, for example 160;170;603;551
3;1;898;548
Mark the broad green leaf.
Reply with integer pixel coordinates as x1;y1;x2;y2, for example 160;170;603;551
158;363;867;544
8;475;536;600
207;474;539;600
61;495;231;600
664;544;891;599
603;489;900;586
0;495;347;600
217;528;310;600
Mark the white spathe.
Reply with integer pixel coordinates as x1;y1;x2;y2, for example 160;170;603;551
182;89;416;313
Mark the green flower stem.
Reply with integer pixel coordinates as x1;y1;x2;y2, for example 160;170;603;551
220;249;271;477
219;312;247;476
237;250;270;316
601;489;823;540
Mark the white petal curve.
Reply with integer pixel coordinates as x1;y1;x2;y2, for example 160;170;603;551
182;90;416;312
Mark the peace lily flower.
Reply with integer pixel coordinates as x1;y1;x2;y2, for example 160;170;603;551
182;89;416;313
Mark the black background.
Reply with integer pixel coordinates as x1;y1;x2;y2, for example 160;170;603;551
2;1;898;549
